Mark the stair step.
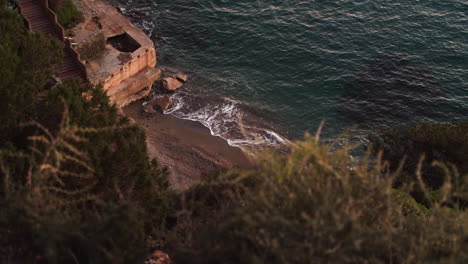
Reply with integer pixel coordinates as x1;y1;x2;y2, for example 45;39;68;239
56;64;77;72
33;25;54;31
24;12;47;20
29;18;50;25
21;7;42;13
21;7;43;14
32;26;53;32
22;10;42;15
33;24;53;30
60;70;81;78
18;1;87;83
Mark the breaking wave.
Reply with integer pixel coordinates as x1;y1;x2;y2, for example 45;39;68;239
114;0;467;152
163;92;288;152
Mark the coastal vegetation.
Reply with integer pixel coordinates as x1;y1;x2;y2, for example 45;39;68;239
369;121;468;208
77;32;106;60
369;121;467;188
163;129;467;263
54;0;83;29
0;3;170;262
1;1;467;263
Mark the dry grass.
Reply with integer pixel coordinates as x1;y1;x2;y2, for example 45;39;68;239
165;134;468;263
77;32;106;61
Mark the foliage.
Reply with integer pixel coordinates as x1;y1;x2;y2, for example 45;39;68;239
2;1;468;262
0;1;62;139
0;4;171;262
369;121;467;187
165;135;468;264
77;32;106;61
56;0;83;29
369;121;468;207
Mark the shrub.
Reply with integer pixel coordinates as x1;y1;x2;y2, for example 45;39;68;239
0;4;171;262
0;116;147;262
369;121;468;208
369;121;467;187
0;1;61;139
56;0;83;29
165;135;468;263
0;80;172;262
77;32;106;61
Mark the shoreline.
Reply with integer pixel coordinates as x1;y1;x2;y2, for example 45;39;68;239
124;101;253;190
68;0;254;190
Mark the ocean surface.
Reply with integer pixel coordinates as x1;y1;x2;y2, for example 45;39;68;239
111;0;467;150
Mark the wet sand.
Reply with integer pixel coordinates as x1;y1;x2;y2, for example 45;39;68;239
124;102;253;190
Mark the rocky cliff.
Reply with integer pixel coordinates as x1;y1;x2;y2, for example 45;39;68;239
71;0;160;107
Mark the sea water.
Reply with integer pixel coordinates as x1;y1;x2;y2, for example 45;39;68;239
111;0;467;150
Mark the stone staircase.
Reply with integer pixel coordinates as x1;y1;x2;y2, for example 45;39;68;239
17;0;87;85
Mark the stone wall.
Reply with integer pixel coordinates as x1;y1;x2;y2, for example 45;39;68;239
102;47;156;91
72;0;161;107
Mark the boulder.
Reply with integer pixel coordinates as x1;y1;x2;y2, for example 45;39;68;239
161;77;183;92
142;103;157;114
173;73;188;83
145;250;171;264
153;95;173;112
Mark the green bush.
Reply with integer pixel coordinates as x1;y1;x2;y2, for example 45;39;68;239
0;1;61;139
0;106;170;262
369;121;468;208
369;121;467;187
56;0;83;29
165;135;468;263
0;4;171;262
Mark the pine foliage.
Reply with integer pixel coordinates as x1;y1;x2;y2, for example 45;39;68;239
0;4;171;262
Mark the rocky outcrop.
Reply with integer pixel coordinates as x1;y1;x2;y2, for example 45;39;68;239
161;73;188;92
162;77;184;92
106;67;161;108
153;95;173;112
174;73;188;83
142;95;173;114
142;103;157;114
72;0;160;108
145;250;171;264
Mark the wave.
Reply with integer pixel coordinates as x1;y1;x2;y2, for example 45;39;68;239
157;92;289;153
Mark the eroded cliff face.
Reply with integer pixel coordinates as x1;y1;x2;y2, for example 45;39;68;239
71;0;160;107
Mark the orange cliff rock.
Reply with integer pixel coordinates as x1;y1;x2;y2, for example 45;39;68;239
70;0;160;107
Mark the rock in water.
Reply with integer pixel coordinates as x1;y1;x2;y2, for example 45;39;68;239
173;73;188;83
154;95;173;112
162;77;183;92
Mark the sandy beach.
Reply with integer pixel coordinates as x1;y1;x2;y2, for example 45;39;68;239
124;102;253;190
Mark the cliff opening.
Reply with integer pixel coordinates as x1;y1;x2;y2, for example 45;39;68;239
107;33;141;53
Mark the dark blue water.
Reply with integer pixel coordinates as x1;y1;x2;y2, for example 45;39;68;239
113;0;467;150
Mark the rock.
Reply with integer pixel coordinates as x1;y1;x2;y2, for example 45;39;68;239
145;250;171;264
161;77;183;92
173;73;188;83
164;66;179;74
117;108;135;123
117;108;125;117
142;103;157;114
153;95;173;112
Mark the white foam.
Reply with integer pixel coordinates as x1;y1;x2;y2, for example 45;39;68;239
163;95;288;152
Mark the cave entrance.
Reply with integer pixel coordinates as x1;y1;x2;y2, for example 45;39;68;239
107;33;141;53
